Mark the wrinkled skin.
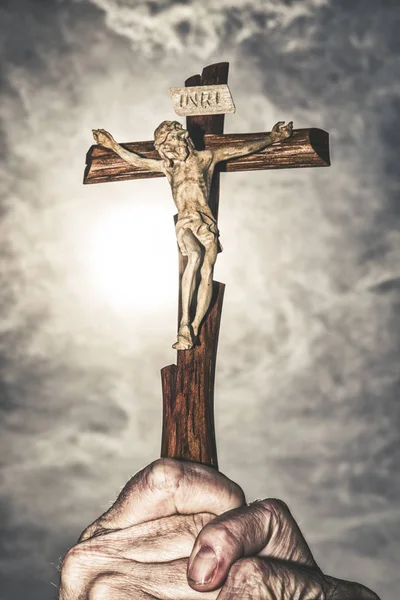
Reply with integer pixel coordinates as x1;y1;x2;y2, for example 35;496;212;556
59;459;380;600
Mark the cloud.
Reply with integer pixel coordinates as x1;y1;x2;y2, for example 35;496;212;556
0;1;399;598
87;0;328;58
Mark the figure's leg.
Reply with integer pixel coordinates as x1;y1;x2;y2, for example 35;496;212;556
191;242;218;338
173;229;202;350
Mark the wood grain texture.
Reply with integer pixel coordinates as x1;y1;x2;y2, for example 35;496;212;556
84;128;330;185
161;282;224;467
161;63;230;468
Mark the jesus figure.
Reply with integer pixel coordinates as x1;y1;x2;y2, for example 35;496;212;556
93;119;293;349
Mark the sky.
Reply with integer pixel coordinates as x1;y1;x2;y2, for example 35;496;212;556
0;1;399;598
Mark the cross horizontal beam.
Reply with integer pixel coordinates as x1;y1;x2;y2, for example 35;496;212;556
84;128;330;185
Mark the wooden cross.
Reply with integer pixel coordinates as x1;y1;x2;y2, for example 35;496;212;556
84;62;330;470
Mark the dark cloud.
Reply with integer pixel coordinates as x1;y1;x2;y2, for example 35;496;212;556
0;1;399;598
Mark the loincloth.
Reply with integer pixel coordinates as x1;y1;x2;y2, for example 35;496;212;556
175;211;222;256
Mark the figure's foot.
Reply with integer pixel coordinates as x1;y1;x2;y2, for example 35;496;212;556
172;324;194;350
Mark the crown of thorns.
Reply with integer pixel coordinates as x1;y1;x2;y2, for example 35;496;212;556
154;121;186;148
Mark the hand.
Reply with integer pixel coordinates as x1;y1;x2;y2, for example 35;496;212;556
59;459;380;600
59;459;244;600
188;500;379;599
92;128;117;149
271;120;293;141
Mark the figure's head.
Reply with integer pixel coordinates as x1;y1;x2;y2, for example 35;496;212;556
154;120;193;164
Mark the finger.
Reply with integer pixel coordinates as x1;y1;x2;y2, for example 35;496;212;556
60;549;219;600
80;459;245;541
130;558;219;600
187;498;318;591
60;572;152;600
87;575;154;600
60;567;186;600
216;557;380;600
62;516;203;600
88;513;217;563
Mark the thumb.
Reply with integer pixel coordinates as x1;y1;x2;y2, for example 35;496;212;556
187;498;318;591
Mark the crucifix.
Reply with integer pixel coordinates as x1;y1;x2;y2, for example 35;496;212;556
84;62;330;470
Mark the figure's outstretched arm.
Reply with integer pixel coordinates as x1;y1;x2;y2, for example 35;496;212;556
92;129;164;173
212;121;293;164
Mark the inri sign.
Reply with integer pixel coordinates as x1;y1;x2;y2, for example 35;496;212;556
169;84;236;117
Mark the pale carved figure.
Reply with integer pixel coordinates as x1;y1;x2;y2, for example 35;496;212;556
93;120;293;350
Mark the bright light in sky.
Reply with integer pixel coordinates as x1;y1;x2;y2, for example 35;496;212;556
85;201;177;313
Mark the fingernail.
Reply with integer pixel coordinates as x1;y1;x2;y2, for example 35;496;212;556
188;546;218;585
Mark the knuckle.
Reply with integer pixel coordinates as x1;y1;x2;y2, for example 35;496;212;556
61;538;109;575
230;481;246;506
146;458;184;493
260;497;290;520
229;557;265;586
60;538;121;594
61;545;84;573
88;574;117;600
78;522;98;542
60;543;93;587
201;521;240;550
83;521;112;542
190;512;215;536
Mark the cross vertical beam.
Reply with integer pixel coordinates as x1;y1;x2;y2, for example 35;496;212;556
160;63;229;468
